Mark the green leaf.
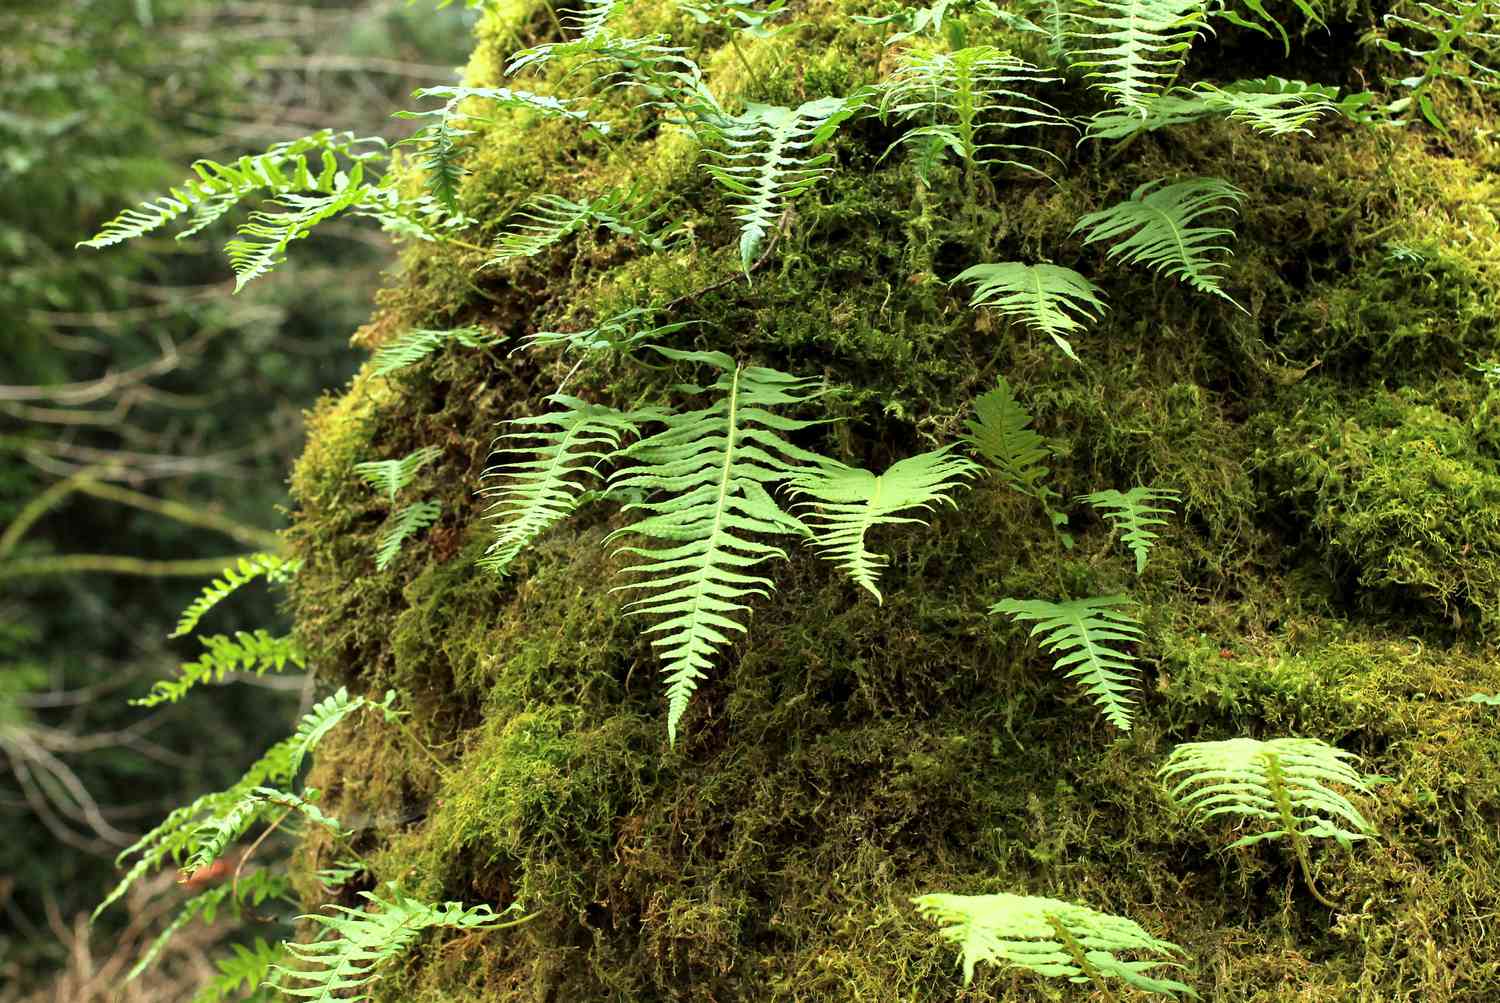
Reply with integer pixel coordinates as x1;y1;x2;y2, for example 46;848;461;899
370;326;501;377
1078;485;1178;573
353;446;442;503
1070;0;1209;114
375;500;441;571
954;262;1107;361
990;595;1142;730
170;553;302;639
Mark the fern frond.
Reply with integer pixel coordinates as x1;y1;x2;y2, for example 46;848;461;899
370;326;501;376
954;262;1107;361
1383;0;1500;130
964;377;1053;499
788;447;980;602
480;395;647;575
487;188;667;267
913;891;1197;997
193;938;285;1003
1069;0;1209;114
376;500;441;571
524;308;694;356
354;446;442;502
272;886;504;1003
679;0;790;36
171;553;302;639
1079;485;1178;573
127;871;287;985
1210;0;1324;54
876;47;1068;181
137;630;305;707
1071;177;1245;306
700;95;864;273
224;175;374;291
1086;77;1342;139
608;348;830;742
507;0;634;72
991;595;1142;730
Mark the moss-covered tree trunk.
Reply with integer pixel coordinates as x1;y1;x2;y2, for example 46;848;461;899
285;2;1500;998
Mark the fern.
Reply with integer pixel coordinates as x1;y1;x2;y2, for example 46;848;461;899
991;595;1142;730
224;176;375;291
376;500;441;571
524;307;695;356
700;95;864;273
127;870;288;985
1069;0;1209;115
876;46;1067;182
480;396;647;576
194;939;285;1003
963;377;1069;541
1383;0;1500;130
954;262;1107;361
506;0;639;73
678;0;790;36
1211;0;1324;54
1160;736;1381;906
138;630;306;707
271;886;509;1003
1087;77;1344;139
371;326;502;377
1079;486;1178;573
608;348;830;742
487;188;668;267
171;553;302;639
1071;177;1245;306
354;446;442;503
913;891;1197;997
788;447;979;602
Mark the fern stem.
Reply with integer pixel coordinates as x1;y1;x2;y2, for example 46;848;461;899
728;35;764;93
1046;914;1120;1003
1264;750;1339;909
385;716;451;779
437;234;491;255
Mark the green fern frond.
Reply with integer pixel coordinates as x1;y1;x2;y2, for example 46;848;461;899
876;47;1068;181
370;326;501;376
194;939;285;1003
1383;0;1500;130
1079;485;1178;573
1086;77;1343;139
964;377;1054;500
1069;0;1209;114
608;348;830;742
272;886;507;1003
171;553;302;639
679;0;790;36
137;630;306;708
700;95;864;274
524;308;695;356
127;871;287;985
954;262;1107;361
480;395;648;575
487;188;667;267
1210;0;1324;54
913;891;1197;997
1071;177;1245;306
507;0;636;72
224;175;374;291
376;500;441;571
788;447;980;602
991;595;1142;730
354;446;442;503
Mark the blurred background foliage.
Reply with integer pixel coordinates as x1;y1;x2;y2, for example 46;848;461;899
0;0;474;995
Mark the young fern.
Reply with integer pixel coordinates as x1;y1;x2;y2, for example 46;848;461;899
1069;0;1209;115
1079;485;1178;573
991;595;1142;730
376;501;441;571
788;447;980;602
913;892;1197;999
954;262;1108;361
964;376;1070;539
371;326;502;377
1072;178;1245;306
608;348;830;743
170;553;302;638
1160;737;1381;907
139;630;306;707
487;188;668;267
523;308;695;357
354;446;442;503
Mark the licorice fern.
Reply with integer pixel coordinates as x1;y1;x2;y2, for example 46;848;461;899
608;348;831;742
376;501;441;571
788;447;979;602
487;188;668;267
991;595;1142;730
1071;177;1245;306
194;939;285;1003
1383;0;1500;129
523;307;695;357
1079;485;1178;573
1160;737;1381;906
963;376;1070;540
127;870;287;985
171;553;302;639
139;630;306;707
371;326;502;377
1070;0;1210;115
480;395;648;575
913;891;1197;998
354;446;442;503
954;262;1107;361
1086;77;1345;139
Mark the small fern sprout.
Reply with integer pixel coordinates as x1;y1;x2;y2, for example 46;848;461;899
1159;736;1382;908
991;595;1142;730
354;446;442;503
954;262;1107;362
1079;485;1178;573
913;891;1198;999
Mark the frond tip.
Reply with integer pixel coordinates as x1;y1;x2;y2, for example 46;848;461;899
1079;485;1179;573
954;262;1108;362
991;595;1142;730
913;891;1198;998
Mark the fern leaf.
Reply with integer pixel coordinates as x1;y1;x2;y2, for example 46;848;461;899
137;630;306;707
194;939;285;1003
608;348;830;742
1069;0;1209;114
963;377;1055;500
913;891;1197;997
354;446;442;502
990;595;1142;730
1086;77;1343;139
376;500;441;571
272;886;503;1003
224;176;373;291
788;447;979;602
480;395;647;576
487;188;667;267
679;0;791;35
507;0;638;72
171;553;301;639
1078;485;1178;573
523;308;695;356
370;326;501;376
1071;177;1245;306
1383;0;1500;130
700;95;863;274
954;262;1107;361
127;871;287;985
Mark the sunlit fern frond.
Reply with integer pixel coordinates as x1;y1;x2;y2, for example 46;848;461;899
183;788;344;878
371;326;501;377
876;46;1068;181
1071;177;1245;306
990;595;1142;730
954;262;1107;361
1069;0;1209;115
963;376;1055;501
913;891;1197;997
136;630;305;708
479;395;648;576
487;188;668;267
170;553;302;639
223;172;375;291
523;307;695;356
678;0;790;36
608;348;831;742
788;447;980;602
1383;0;1500;129
375;500;441;571
1086;77;1343;139
1078;485;1178;573
353;446;442;503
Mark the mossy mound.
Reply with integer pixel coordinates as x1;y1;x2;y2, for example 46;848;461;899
285;2;1500;999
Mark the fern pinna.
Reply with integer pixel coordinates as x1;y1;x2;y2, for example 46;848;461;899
1079;485;1178;573
608;348;830;743
991;595;1143;730
954;262;1108;361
